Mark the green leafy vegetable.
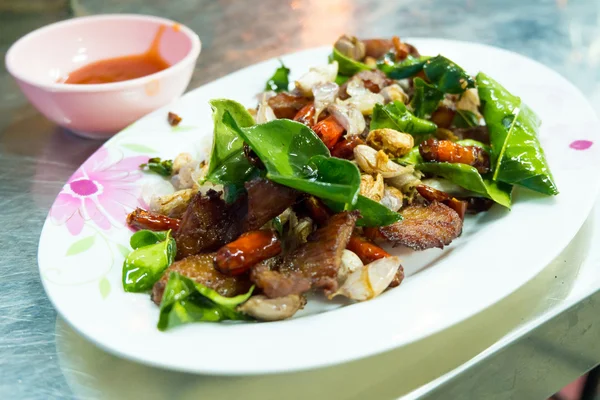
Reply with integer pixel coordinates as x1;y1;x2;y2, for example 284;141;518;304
158;272;254;330
457;139;490;153
335;75;350;85
396;146;423;166
329;47;371;76
323;195;402;227
377;53;429;79
423;55;475;94
122;230;176;292
130;230;169;250
140;157;173;177
453;109;479;128
410;78;444;118
222;113;361;204
476;72;558;195
270;155;361;204
265;60;290;92
204;99;256;188
370;101;437;134
416;163;512;208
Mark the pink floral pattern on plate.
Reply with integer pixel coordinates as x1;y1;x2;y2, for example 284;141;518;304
50;147;148;235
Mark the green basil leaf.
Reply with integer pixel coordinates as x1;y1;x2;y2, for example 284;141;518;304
453;109;479;128
329;47;371;76
265;60;290;92
224;115;329;173
456;139;491;153
122;231;176;292
396;146;423;166
223;113;361;204
130;230;169;249
476;72;558;195
270;155;361;204
205;99;256;187
371;101;437;134
335;75;350;85
140;157;173;177
322;195;403;227
158;272;253;331
416;162;512;208
423;55;475;94
377;53;429;79
411;78;444;118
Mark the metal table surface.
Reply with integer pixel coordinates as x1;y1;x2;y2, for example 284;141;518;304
1;0;599;399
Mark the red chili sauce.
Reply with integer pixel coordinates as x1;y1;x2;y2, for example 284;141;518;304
64;26;171;84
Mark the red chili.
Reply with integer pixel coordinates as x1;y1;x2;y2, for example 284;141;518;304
126;208;181;231
312;116;346;149
416;185;467;220
293;103;316;127
331;136;364;159
214;230;281;276
347;235;390;264
419;139;490;174
303;196;332;226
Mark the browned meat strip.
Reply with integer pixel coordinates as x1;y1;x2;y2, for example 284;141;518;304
250;260;311;299
367;202;462;250
174;178;297;259
267;93;311;119
174;189;246;259
251;211;359;298
243;178;298;231
151;253;253;305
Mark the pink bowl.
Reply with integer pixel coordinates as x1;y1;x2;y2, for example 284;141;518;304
5;14;201;139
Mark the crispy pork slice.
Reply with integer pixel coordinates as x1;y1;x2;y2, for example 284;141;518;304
368;202;462;250
251;211;359;298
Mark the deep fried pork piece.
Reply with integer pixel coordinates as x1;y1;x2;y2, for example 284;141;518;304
366;202;462;250
174;189;246;259
243;178;298;231
419;139;491;174
267;93;311;119
151;253;253;305
126;208;181;231
331;135;364;160
174;178;297;259
251;211;359;298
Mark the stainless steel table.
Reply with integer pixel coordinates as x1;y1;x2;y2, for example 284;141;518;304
1;0;599;398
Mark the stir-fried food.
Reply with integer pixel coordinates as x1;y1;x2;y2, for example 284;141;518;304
122;34;558;329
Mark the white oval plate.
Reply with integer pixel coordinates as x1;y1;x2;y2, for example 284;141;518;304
38;39;600;375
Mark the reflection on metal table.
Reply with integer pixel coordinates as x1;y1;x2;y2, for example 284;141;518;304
1;0;599;399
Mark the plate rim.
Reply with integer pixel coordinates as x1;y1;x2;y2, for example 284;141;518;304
38;38;600;375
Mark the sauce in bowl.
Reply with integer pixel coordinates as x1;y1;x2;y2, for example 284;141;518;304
64;26;170;84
